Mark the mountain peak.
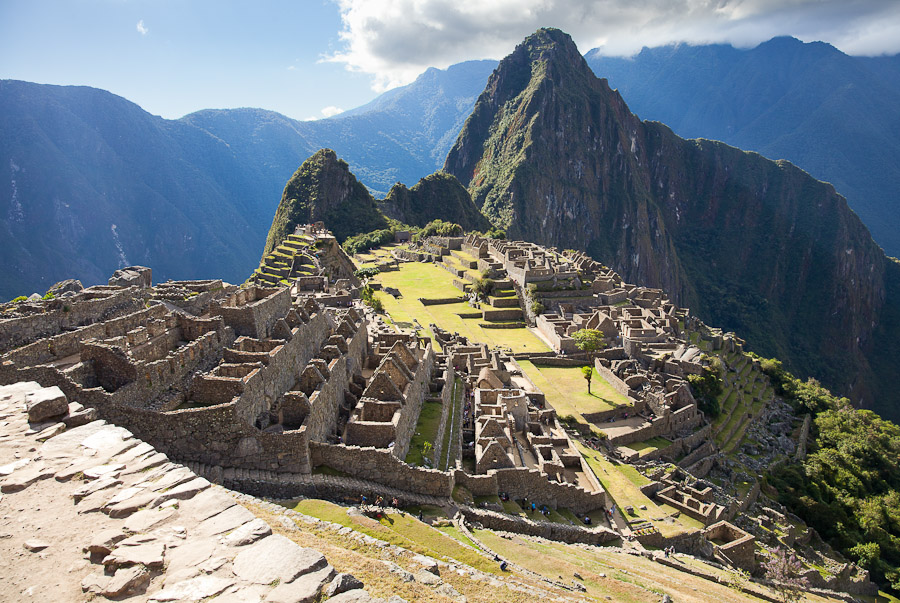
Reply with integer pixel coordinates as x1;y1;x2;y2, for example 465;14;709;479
444;28;617;193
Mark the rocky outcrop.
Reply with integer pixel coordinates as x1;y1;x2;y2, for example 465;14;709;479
0;380;357;602
444;28;898;419
262;149;389;255
380;171;490;232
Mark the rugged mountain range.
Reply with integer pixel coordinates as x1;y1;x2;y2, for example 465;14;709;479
585;37;900;256
444;28;900;421
0;64;491;300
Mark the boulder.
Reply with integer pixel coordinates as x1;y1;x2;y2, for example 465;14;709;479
108;266;152;288
103;566;150;597
232;535;328;585
326;573;364;597
46;279;83;296
25;386;68;423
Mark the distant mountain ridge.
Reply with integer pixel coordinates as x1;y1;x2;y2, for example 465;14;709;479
0;62;493;300
585;36;900;255
4;37;900;301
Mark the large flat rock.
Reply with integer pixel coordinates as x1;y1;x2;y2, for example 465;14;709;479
232;534;328;585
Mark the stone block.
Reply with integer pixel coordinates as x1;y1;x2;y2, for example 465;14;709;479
25;386;68;423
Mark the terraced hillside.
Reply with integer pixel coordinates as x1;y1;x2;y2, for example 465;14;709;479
252;232;320;286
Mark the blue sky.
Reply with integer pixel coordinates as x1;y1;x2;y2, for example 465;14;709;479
2;0;899;122
0;0;374;120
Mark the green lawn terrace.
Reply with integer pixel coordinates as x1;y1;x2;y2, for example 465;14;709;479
352;243;402;271
516;360;632;437
252;230;321;286
574;441;705;538
368;259;547;354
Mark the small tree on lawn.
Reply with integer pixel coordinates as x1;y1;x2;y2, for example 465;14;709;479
581;366;593;394
572;329;605;357
764;547;809;603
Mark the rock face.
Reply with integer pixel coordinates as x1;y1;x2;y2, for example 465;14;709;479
379;172;491;232
444;27;899;419
262;149;389;255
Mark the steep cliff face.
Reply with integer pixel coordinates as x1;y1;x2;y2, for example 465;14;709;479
445;28;895;418
262;149;388;256
379;171;491;232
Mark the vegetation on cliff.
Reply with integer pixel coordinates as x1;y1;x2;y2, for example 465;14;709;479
262;149;389;256
763;358;900;591
380;172;490;232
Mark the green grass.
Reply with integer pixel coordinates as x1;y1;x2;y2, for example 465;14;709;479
626;436;672;457
518;361;630;433
371;260;549;353
405;400;443;467
574;442;703;537
291;499;500;574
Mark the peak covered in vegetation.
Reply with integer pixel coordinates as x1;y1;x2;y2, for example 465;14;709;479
262;149;389;256
380;171;491;232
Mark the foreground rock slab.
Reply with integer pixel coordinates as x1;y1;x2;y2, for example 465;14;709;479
0;381;340;602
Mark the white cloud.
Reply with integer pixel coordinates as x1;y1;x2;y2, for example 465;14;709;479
136;20;148;36
302;106;346;121
326;0;900;91
320;106;345;118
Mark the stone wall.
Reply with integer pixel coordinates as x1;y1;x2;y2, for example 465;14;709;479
593;358;633;398
529;357;591;368
305;321;367;442
703;521;756;571
453;469;498;496
459;507;618;545
390;344;435;460
481;308;523;321
419;296;467;306
212;286;291;339
2;304;169;368
0;286;144;353
309;442;452;497
431;366;455;469
493;467;606;514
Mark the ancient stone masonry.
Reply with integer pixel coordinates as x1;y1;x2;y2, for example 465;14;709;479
344;339;435;460
0;282;146;353
702;521;757;571
252;223;358;287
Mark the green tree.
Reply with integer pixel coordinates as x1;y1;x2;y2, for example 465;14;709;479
581;366;593;394
572;329;605;357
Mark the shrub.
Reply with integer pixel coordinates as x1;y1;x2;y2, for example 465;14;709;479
10;296;27;303
531;301;545;315
343;228;395;255
42;291;55;300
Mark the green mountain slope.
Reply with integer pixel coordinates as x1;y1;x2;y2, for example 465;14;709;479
444;28;899;421
262;149;389;256
379;172;491;231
